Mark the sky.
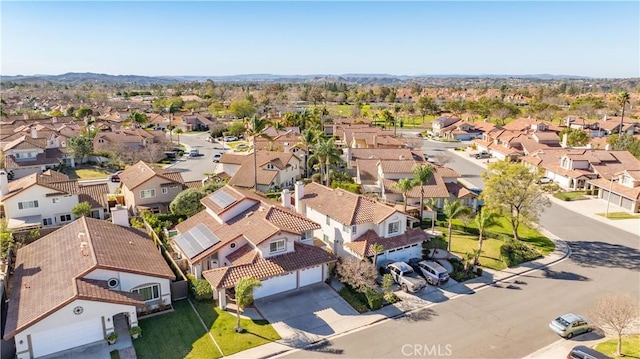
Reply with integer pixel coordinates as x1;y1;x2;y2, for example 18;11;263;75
1;1;639;78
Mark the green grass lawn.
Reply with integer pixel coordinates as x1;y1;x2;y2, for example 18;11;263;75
595;212;640;220
66;165;113;180
432;229;506;270
192;300;281;356
133;300;222;359
595;334;640;358
553;191;586;201
110;350;120;359
451;217;555;255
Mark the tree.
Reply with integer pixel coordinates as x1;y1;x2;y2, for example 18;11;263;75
394;178;416;213
617;91;630;134
71;202;92;218
65;106;76;117
607;133;640;159
558;128;590;147
371;244;385;268
417;96;438;124
226;120;246;137
229;99;256;119
336;259;377;293
234;277;262;333
308;137;342;187
174;128;184;144
129;111;148;128
412;164;434;220
0;220;14;262
442;199;470;252
297;128;321;177
481;161;551;241
74;107;93;119
246;115;272;190
444;99;466;119
170;188;205;216
589;292;639;357
474;209;497;265
68;135;93;164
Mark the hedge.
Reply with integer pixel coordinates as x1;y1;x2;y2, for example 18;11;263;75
364;287;383;310
500;239;541;267
187;274;213;301
339;286;368;313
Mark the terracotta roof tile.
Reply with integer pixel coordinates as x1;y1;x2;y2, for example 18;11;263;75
119;161;184;190
345;228;429;257
202;242;335;289
78;183;109;208
76;279;145;307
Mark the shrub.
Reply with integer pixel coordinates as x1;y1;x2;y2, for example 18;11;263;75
130;326;142;336
475;267;483;276
339;286;368;313
364;287;383;310
585;189;592;195
384;292;398;304
311;173;322;183
187;274;213;301
500;240;541;267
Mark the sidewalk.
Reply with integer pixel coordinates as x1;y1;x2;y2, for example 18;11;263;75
226;239;570;359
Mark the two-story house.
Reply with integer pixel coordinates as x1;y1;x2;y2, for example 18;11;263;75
589;168;640;213
171;185;335;308
118;161;191;214
293;182;430;266
0;169;109;230
217;150;302;192
3;216;175;359
431;116;462;138
2;130;70;180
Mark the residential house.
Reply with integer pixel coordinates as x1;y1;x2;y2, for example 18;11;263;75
93;129;165;152
216;150;302;192
2;129;72;180
3;217;175;359
293;181;430;265
178;112;216;131
117;161;189;214
589;168;640;213
431;116;462;138
0;170;109;230
172;185;335;307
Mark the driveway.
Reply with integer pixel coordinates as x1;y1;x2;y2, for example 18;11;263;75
254;283;359;348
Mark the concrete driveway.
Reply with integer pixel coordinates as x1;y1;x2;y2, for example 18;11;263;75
254;283;359;348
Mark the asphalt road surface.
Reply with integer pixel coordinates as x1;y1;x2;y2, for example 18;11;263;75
166;132;232;182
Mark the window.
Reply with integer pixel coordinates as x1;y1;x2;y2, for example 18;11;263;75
60;214;72;222
18;200;39;210
322;234;330;244
343;224;351;233
42;218;53;226
161;187;168;195
140;189;156;199
352;225;357;235
269;239;286;254
388;221;400;235
326;215;331;225
132;284;160;302
301;231;312;241
52;198;60;204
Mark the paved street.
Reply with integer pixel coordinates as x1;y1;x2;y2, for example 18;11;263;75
165;132;231;181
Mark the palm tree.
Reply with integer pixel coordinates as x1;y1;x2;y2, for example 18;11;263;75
246;115;272;190
297;128;320;178
234;277;262;333
394;178;416;213
174;128;184;145
442;199;471;252
167;125;175;144
617;91;631;134
129;111;148;128
308;138;342;187
372;243;385;268
412;164;434;221
474;209;497;265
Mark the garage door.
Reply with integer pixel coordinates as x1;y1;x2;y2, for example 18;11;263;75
382;244;422;263
620;197;634;211
299;265;323;287
31;318;103;358
253;272;296;299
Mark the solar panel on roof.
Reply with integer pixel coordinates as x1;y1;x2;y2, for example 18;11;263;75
209;190;236;209
174;223;220;259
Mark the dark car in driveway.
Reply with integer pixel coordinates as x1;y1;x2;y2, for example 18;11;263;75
109;171;123;182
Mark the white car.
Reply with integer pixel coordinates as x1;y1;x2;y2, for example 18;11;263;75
223;136;237;142
538;177;553;184
212;153;222;162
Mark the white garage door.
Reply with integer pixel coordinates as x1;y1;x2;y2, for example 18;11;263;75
31;319;103;358
383;244;422;263
253;272;297;299
299;265;323;287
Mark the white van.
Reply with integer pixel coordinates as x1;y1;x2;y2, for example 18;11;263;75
416;260;449;285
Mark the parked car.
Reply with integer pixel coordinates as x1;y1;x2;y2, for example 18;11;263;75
212;153;222;162
567;345;610;359
474;151;491;159
538;177;553;184
109;171;123;182
379;260;427;293
235;143;249;150
187;149;202;157
164;151;176;159
223;136;237;142
549;313;593;339
409;259;449;285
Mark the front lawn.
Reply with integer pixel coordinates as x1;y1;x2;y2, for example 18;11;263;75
66;165;113;180
432;229;506;270
596;212;640;220
192;299;281;356
133;300;221;359
553;191;586;201
595;334;640;358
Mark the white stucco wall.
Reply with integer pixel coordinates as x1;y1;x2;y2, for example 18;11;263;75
257;232;299;258
2;185;78;226
14;299;137;359
83;269;172;307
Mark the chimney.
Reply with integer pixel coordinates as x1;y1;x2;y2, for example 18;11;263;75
111;205;130;227
283;142;290;153
603;114;608;122
561;133;568;148
281;189;291;209
605;143;611;151
0;170;8;197
294;181;305;214
79;232;89;257
30;125;38;139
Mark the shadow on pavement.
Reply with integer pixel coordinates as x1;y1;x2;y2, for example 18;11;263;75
303;339;344;355
397;307;438;322
541;267;591;281
568;241;640;271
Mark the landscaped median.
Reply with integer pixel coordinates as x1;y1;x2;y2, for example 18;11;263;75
133;299;280;359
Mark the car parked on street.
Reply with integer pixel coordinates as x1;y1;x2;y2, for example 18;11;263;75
187;149;202;157
567;345;610;359
223;136;237;142
109;171;123;182
212;153;222;162
379;260;427;293
549;313;593;339
408;258;450;285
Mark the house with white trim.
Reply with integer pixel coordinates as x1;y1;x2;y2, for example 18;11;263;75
3;217;175;359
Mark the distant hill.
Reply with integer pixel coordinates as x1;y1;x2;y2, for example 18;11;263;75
0;72;593;85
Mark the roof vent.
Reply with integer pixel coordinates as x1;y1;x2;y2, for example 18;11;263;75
80;241;89;257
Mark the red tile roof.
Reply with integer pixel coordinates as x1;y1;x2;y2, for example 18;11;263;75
118;161;185;190
345;228;429;257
